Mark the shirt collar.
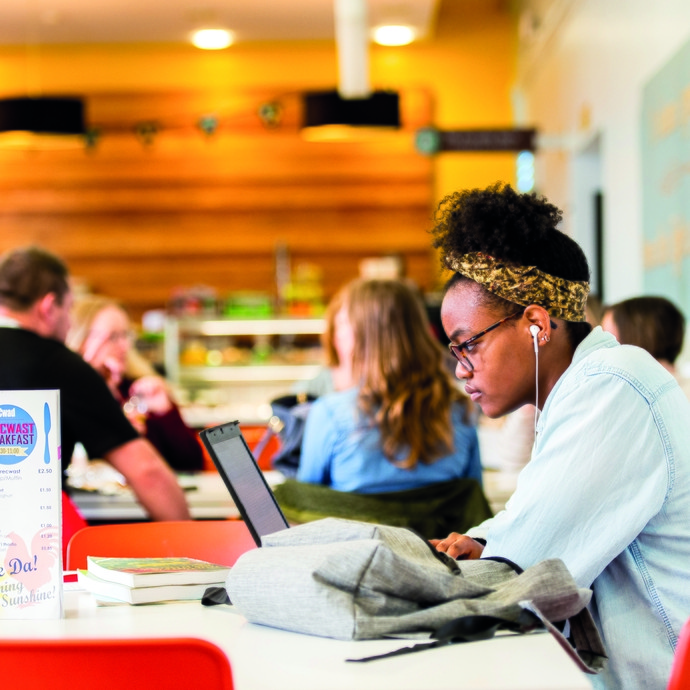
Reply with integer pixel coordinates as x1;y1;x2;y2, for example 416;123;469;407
536;326;618;434
0;315;21;329
571;326;618;367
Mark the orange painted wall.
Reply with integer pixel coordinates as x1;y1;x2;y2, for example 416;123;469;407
0;1;517;205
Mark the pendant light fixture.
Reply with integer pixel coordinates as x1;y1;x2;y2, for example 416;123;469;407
301;0;400;141
301;90;400;141
0;96;86;149
0;0;87;150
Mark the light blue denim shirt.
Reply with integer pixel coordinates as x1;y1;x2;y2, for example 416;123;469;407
298;387;482;493
468;327;690;689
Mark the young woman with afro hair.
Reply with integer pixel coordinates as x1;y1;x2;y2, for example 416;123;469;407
429;183;690;690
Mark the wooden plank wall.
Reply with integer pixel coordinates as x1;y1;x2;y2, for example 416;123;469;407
0;88;435;321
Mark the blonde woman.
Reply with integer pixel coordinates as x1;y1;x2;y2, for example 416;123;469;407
297;278;481;493
67;295;204;473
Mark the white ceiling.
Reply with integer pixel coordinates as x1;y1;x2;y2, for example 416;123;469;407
0;0;440;46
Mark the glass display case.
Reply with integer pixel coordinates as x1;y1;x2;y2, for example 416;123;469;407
164;316;325;426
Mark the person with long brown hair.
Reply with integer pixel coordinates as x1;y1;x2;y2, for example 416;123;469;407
297;278;481;493
291;285;353;397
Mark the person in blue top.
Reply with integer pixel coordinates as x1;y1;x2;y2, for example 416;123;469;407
429;182;690;690
298;278;481;494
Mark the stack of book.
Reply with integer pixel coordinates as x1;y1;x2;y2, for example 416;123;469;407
77;556;231;605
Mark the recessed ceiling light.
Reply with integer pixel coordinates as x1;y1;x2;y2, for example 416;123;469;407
372;25;416;46
191;28;234;50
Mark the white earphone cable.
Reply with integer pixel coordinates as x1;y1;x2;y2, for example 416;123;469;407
530;326;540;436
534;344;539;436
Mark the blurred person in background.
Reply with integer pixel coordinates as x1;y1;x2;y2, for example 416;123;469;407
601;295;690;399
297;278;482;493
292;286;353;398
67;295;204;473
0;247;190;557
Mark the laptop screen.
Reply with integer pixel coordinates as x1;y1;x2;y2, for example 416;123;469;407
199;421;289;545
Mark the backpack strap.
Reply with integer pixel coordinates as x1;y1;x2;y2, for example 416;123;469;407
347;609;542;662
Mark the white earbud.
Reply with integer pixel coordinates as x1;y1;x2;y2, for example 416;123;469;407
529;325;540;353
529;325;541;435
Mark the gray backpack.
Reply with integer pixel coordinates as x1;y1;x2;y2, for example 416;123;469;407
223;518;606;674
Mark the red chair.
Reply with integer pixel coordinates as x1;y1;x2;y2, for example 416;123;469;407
668;617;690;690
0;638;233;690
61;491;88;568
200;424;280;472
240;424;281;471
66;519;256;570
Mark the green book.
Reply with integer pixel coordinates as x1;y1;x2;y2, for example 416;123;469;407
86;556;231;588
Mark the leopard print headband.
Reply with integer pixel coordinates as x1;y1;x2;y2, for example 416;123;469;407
445;251;590;322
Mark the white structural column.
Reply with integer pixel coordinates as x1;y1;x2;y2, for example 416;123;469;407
334;0;370;98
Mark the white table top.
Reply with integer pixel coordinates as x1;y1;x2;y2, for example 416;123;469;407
71;470;518;522
1;589;593;690
70;471;285;521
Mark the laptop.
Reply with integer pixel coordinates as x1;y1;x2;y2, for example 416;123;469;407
199;420;290;545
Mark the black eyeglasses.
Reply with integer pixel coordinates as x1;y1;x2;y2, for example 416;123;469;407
448;311;523;372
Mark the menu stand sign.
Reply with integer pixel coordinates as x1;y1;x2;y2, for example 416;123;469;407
0;390;62;619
